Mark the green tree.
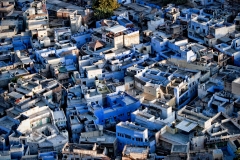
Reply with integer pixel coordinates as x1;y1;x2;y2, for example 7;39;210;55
92;0;120;20
234;148;240;160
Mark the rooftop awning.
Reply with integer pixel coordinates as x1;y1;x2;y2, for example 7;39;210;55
176;120;197;132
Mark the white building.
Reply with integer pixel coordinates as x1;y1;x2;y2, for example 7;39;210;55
52;110;67;129
16;106;68;154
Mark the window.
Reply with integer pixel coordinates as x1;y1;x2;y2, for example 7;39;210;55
127;112;130;116
236;42;240;47
130;84;134;87
125;134;131;139
136;138;143;142
118;133;124;137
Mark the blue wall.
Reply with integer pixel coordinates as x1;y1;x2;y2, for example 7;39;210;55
103;70;125;81
71;32;91;48
93;92;141;125
116;123;156;153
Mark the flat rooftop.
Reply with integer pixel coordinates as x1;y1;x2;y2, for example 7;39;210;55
0;68;28;80
106;25;127;34
118;122;146;132
122;95;136;105
80;130;116;143
8;91;24;99
172;144;188;153
222;121;240;134
125;3;150;12
63;143;96;152
0;117;16;130
176;120;198;132
160;131;189;145
53;110;65;120
123;146;149;155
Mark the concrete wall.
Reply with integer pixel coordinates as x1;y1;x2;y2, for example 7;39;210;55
214;25;235;39
151;37;168;53
124;31;139;47
81;130;100;138
232;79;240;96
144;85;158;97
114;35;124;49
168;58;210;72
87;69;102;79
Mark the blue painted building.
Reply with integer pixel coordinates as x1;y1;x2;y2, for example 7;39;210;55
135;0;160;9
92;92;141;126
38;151;58;160
12;36;31;51
117;18;133;28
0;116;20;150
116;121;156;153
103;70;125;81
10;144;28;160
71;31;92;48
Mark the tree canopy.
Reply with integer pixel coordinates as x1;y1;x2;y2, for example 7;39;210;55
92;0;120;20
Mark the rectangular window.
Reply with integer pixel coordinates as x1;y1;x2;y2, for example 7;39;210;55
125;134;131;139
